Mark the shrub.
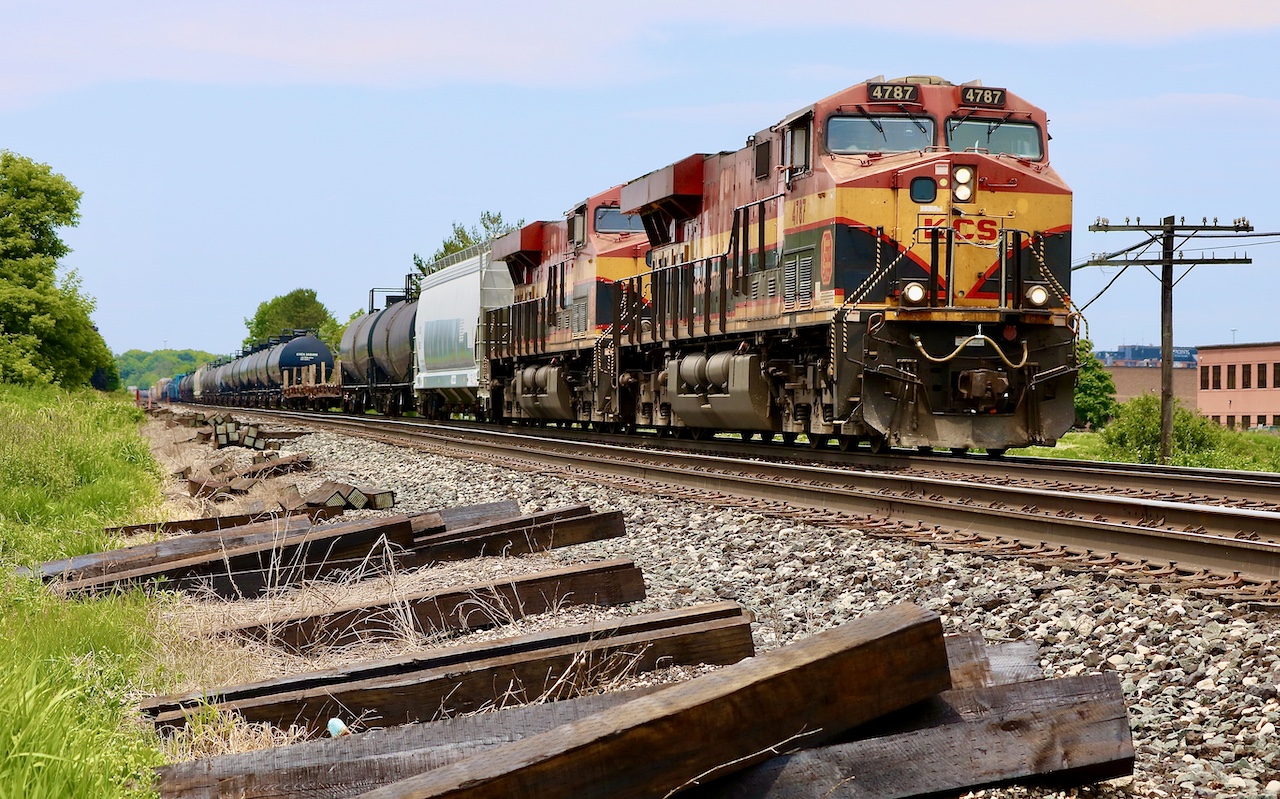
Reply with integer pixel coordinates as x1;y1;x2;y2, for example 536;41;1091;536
1100;393;1223;465
1074;339;1117;429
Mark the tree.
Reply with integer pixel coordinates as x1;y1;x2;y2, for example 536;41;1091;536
242;289;336;348
1074;339;1118;429
114;347;218;390
414;211;521;279
0;151;116;387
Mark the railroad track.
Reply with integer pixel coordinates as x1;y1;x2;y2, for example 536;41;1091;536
197;407;1280;602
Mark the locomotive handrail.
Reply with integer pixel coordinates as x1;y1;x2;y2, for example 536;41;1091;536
909;333;1029;370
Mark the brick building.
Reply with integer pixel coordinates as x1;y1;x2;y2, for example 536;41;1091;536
1196;342;1280;429
1107;366;1198;406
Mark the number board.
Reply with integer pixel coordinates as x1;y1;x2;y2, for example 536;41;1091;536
866;83;919;103
959;86;1006;107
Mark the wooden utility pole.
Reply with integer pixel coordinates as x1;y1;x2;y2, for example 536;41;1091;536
1086;216;1252;463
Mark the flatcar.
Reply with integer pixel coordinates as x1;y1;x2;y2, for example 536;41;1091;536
484;74;1077;453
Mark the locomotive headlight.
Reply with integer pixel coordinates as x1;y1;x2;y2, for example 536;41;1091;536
952;165;975;202
1025;284;1050;307
901;281;927;305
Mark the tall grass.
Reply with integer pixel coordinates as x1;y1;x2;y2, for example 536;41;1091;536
0;385;166;798
0;384;160;565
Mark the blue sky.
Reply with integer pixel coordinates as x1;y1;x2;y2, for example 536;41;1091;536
4;1;1279;355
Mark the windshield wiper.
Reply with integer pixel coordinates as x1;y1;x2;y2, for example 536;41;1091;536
854;105;886;140
986;111;1015;138
897;104;928;135
947;110;976;136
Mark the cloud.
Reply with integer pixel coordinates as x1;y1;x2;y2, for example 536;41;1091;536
3;1;1277;108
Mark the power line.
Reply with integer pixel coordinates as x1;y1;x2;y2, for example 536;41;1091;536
1085;215;1255;464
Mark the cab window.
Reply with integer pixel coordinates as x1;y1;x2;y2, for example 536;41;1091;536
594;207;646;234
826;116;935;154
946;119;1043;160
785;120;811;173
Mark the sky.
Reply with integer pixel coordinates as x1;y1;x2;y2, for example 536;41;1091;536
4;1;1280;357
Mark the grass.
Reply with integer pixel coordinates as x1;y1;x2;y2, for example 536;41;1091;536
0;384;167;798
1008;430;1113;461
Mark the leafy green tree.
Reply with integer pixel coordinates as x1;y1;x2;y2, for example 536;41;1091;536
243;289;336;348
114;348;219;390
0;151;115;387
414;211;521;278
1074;339;1118;429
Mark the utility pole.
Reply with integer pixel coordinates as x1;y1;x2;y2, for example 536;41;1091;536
1086;216;1252;463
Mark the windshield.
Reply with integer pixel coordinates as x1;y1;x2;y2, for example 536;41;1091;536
947;119;1043;160
826;116;935;154
594;207;646;234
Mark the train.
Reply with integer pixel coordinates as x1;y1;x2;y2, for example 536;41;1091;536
163;75;1079;455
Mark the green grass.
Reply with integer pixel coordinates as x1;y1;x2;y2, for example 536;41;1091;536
1008;430;1113;461
0;385;166;798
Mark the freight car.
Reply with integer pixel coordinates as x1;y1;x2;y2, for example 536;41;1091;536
338;244;515;417
187;331;337;409
483;74;1078;453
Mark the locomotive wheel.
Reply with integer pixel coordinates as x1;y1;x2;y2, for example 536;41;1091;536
837;435;857;451
780;432;797;445
806;434;828;449
738;430;755;443
868;435;889;454
985;448;1008;459
689;427;709;441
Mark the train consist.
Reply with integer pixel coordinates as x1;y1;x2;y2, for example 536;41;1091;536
168;75;1079;454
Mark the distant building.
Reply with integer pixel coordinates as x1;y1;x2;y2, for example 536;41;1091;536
1107;367;1198;406
1095;344;1198;368
1095;344;1199;406
1197;342;1280;429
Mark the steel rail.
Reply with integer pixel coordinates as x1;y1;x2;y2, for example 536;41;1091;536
339;416;1280;506
202;406;1280;505
239;408;1280;583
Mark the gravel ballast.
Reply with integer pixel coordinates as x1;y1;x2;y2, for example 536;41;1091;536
163;421;1280;797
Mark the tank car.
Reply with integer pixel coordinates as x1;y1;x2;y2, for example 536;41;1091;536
339;276;419;415
485;75;1078;453
200;332;336;408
